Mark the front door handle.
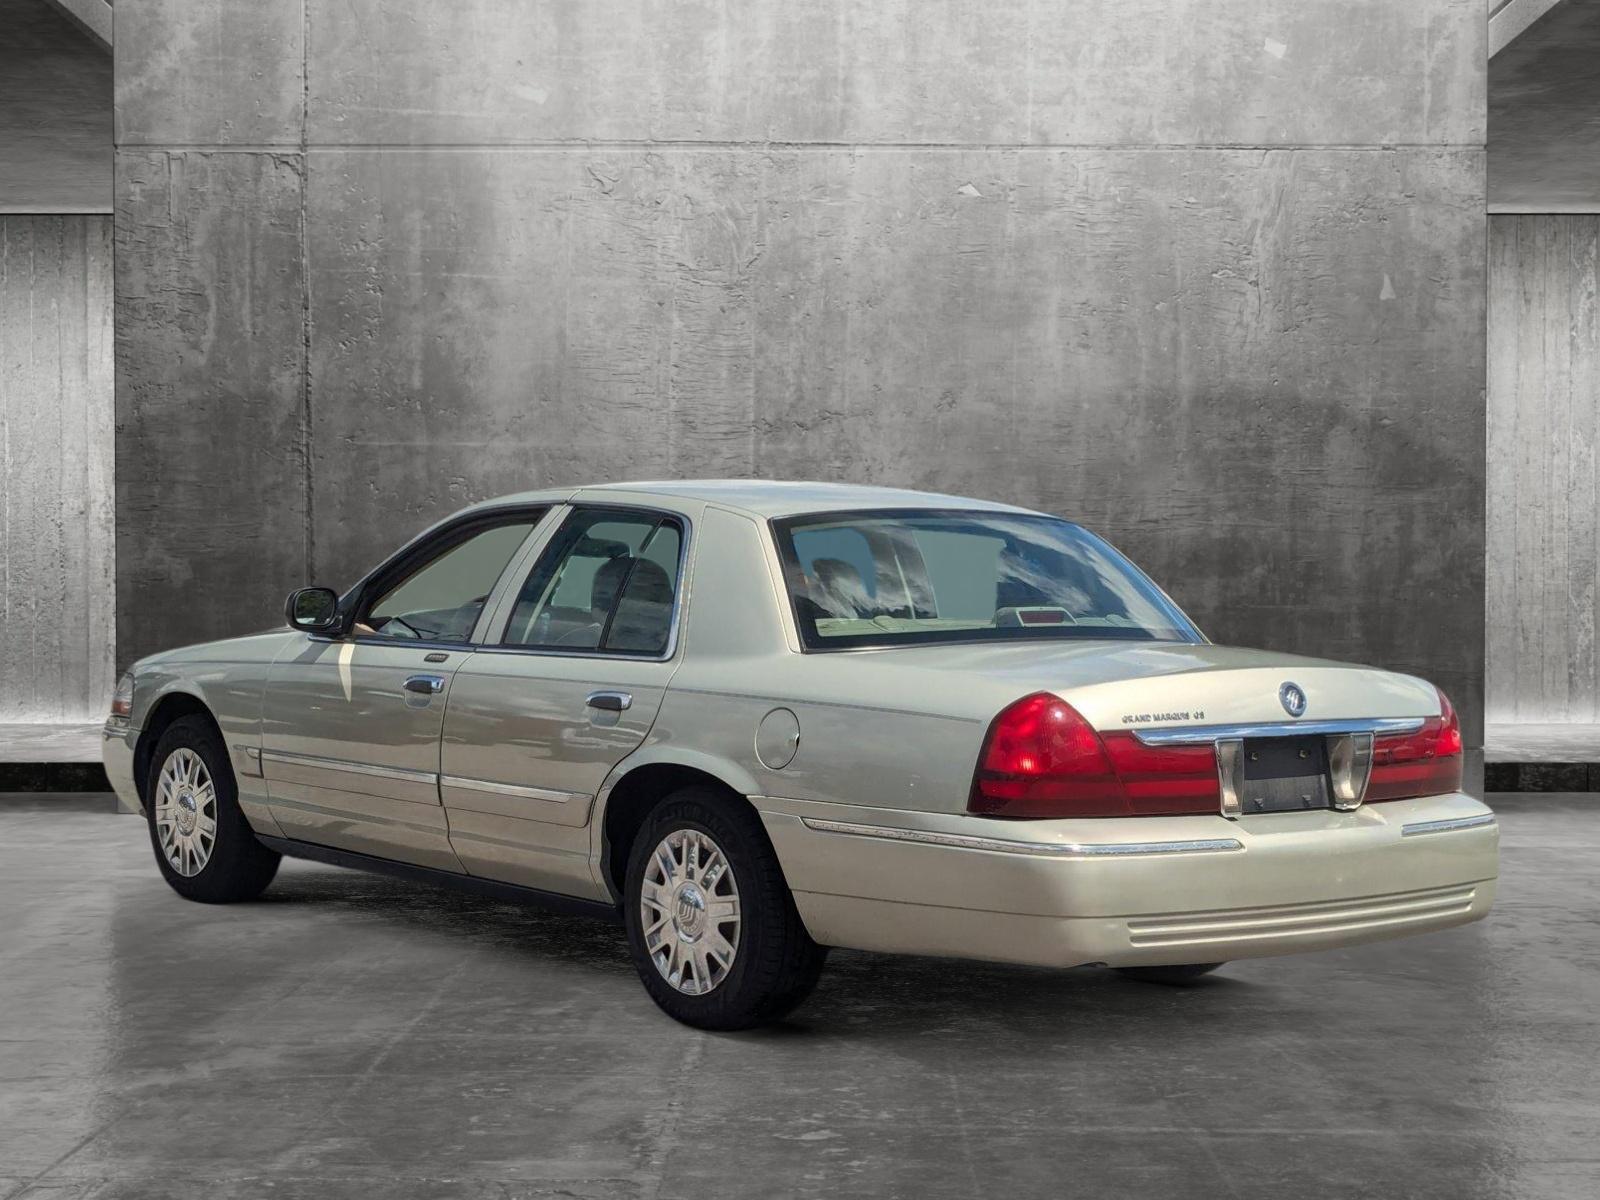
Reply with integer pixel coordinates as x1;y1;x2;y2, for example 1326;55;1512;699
585;690;632;712
403;674;446;696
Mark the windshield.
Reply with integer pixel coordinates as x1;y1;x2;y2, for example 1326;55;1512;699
772;510;1203;650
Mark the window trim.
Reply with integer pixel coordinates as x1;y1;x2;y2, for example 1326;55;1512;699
484;503;692;663
317;504;555;649
769;507;1206;653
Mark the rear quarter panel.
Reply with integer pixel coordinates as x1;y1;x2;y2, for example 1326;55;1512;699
634;504;1011;815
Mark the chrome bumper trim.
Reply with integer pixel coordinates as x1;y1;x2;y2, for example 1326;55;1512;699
1400;813;1497;838
260;748;438;786
799;817;1243;858
1126;883;1479;947
1132;717;1426;746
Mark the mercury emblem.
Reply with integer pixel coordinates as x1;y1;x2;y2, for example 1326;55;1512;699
1279;682;1307;718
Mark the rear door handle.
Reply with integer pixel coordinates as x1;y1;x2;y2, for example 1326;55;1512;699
585;690;632;712
403;674;446;695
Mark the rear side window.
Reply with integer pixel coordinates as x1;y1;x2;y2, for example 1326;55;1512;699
501;509;683;655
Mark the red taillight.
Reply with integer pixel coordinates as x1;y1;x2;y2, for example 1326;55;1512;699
1436;690;1465;757
1366;688;1463;802
1100;734;1224;815
968;693;1220;818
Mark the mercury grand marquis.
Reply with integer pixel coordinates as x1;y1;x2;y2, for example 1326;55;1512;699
103;481;1499;1028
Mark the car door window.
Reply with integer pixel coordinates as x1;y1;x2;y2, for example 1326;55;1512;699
502;509;682;655
363;520;537;643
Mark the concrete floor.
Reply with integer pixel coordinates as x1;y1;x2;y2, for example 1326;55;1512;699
1;795;1594;1200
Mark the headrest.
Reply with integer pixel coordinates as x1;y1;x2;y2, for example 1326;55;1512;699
591;555;634;611
592;556;674;611
812;557;864;590
619;558;673;604
809;557;873;617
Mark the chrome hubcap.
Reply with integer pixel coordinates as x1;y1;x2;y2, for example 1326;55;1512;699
640;828;741;995
154;748;217;877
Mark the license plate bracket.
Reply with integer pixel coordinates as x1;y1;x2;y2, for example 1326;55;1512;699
1239;735;1331;814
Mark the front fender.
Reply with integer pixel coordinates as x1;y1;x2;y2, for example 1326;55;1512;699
122;631;297;812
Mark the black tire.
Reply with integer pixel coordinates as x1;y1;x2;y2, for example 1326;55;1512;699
144;714;280;903
623;786;826;1030
1114;962;1225;985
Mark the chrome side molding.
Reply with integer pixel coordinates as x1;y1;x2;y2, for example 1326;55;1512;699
1134;717;1425;747
799;816;1243;858
1400;814;1497;838
439;775;582;805
259;748;438;786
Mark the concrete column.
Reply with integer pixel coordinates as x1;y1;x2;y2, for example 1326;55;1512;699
0;215;115;722
1487;215;1600;726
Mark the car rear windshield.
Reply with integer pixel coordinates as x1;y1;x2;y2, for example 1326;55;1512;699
772;510;1203;650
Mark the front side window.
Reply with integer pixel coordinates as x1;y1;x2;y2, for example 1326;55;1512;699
502;509;683;655
774;510;1201;650
362;520;538;643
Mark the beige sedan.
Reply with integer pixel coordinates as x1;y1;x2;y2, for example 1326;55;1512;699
103;481;1498;1028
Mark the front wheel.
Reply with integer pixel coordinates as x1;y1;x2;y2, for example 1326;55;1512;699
1114;962;1225;985
623;787;825;1030
145;715;280;903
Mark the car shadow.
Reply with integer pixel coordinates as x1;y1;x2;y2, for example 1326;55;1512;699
254;860;1261;1040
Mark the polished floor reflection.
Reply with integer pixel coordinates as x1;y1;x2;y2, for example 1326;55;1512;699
1;794;1595;1199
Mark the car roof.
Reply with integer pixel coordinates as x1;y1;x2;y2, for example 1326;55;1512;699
473;479;1044;520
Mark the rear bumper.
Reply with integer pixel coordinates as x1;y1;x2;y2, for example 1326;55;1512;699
755;792;1498;968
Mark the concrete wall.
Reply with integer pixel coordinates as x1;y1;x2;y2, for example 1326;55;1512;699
1488;215;1600;724
0;215;115;722
115;3;1489;752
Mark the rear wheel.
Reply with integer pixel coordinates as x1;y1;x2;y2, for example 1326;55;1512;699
145;715;280;903
623;787;825;1030
1114;962;1224;985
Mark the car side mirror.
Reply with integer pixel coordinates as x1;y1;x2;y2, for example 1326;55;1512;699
286;586;342;633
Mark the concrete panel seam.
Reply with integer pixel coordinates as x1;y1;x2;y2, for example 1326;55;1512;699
118;142;1489;155
300;0;312;584
1490;204;1600;215
0;205;113;215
